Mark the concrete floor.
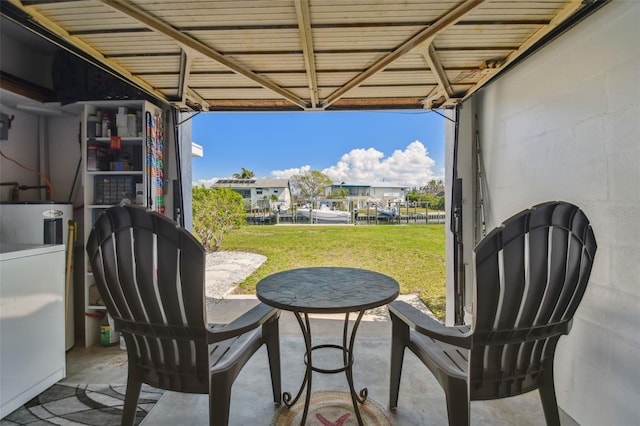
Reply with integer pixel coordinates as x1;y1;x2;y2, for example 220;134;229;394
63;295;579;425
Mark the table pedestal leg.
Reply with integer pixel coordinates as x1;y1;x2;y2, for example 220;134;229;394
344;310;367;425
283;312;313;425
284;310;368;426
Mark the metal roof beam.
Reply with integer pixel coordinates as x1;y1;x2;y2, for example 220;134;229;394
418;43;454;107
321;0;485;108
99;0;308;110
174;50;209;111
177;50;191;105
294;0;319;109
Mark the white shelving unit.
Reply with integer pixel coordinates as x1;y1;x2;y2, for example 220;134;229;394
81;100;166;347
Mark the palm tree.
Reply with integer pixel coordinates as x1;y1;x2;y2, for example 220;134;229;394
232;167;255;179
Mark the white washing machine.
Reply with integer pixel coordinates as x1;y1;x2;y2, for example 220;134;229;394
0;202;73;246
0;202;75;350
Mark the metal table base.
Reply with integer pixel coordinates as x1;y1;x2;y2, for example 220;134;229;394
283;310;368;425
255;267;399;426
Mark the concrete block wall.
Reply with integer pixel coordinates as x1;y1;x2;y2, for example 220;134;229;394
452;2;639;424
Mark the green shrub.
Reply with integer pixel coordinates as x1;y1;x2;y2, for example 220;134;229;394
192;186;245;252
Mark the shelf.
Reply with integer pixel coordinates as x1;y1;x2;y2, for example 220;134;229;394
87;204;144;209
87;305;107;311
82;99;169;347
82;100;159;347
86;137;142;144
86;171;144;175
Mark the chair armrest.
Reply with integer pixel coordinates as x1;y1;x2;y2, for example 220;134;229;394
207;302;279;343
388;301;472;349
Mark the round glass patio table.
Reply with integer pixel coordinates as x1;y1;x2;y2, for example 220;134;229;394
256;267;399;426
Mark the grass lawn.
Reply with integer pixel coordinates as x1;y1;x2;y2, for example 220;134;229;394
219;224;446;319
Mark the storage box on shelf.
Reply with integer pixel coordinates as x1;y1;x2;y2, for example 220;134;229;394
82;100;165;347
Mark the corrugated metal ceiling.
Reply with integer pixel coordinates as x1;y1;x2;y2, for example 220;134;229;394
4;0;608;112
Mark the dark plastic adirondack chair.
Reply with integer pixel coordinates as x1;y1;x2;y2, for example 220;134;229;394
389;201;597;425
86;205;281;426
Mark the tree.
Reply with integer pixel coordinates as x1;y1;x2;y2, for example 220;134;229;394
426;194;445;211
406;181;445;211
328;187;348;199
406;188;423;202
232;167;255;179
290;170;332;201
192;186;245;252
423;179;445;195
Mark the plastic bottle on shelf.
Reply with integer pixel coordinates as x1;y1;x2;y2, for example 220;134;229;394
127;114;136;136
87;114;99;138
96;110;102;137
87;144;98;170
101;113;111;137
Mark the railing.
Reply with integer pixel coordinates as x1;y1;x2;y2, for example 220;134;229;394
245;211;446;225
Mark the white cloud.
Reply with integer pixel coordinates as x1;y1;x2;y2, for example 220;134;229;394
194;177;220;187
271;140;438;187
270;165;311;179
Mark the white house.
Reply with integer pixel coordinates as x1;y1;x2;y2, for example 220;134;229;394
210;178;291;211
368;182;411;203
326;182;411;208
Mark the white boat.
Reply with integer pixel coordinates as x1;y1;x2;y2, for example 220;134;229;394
296;205;351;224
376;206;398;218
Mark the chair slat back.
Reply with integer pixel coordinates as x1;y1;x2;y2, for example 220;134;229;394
87;205;209;392
470;201;596;400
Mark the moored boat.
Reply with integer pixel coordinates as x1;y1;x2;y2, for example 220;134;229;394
296;205;351;224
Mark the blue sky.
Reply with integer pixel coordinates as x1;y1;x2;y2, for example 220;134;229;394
192;110;445;187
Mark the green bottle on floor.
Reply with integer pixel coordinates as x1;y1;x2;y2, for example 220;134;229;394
100;314;119;346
